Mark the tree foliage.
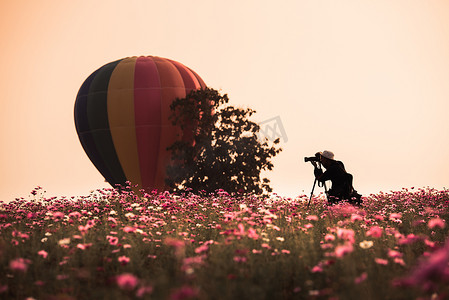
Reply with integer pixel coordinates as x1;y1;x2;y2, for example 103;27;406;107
165;88;282;195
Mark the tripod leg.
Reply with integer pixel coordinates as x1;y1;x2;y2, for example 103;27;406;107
322;181;329;203
307;178;318;208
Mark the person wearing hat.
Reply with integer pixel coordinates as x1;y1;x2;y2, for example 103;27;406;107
312;150;355;204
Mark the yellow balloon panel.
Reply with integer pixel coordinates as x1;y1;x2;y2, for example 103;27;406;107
107;58;142;188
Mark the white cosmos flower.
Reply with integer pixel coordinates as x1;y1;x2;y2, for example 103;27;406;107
359;240;374;249
58;238;71;246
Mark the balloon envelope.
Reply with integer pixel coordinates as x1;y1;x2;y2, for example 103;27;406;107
74;56;206;192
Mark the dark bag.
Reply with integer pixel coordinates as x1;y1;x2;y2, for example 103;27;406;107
335;170;362;205
326;162;363;205
344;172;362;204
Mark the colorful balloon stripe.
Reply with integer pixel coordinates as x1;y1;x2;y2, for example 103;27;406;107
74;63;125;187
108;58;141;188
74;56;206;192
86;60;127;185
134;57;162;189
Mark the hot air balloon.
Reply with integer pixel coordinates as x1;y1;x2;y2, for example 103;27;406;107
74;56;206;192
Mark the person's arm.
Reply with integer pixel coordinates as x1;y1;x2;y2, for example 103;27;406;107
311;161;323;180
315;166;335;183
314;168;330;183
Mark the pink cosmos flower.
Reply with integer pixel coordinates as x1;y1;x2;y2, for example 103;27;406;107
38;250;48;259
398;233;420;245
336;228;355;244
354;272;368;284
247;228;259;240
329;203;359;216
108;216;117;224
304;223;314;229
170;285;199;300
321;243;334;250
165;237;185;248
53;211;64;220
12;231;30;240
68;211;82;219
389;213;402;221
237;223;245;235
56;274;69;280
281;249;291;254
233;256;247;263
334;244;354;258
375;258;388;265
34;280;45;286
428;217;445;229
366;226;383;238
182;255;206;272
424;239;436;248
261;243;271;249
123;226;136;233
77;243;92;250
116;273;139;290
374;214;384;221
78;225;90;234
324;233;335;242
398;240;449;287
412;219;426;226
394;258;406;266
194;244;209;254
9;258;31;272
136;285;153;298
118;256;130;265
164;237;185;257
350;214;363;222
388;249;403;258
306;215;318;221
107;235;119;246
311;265;323;273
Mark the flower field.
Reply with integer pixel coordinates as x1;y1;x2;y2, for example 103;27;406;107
1;186;448;300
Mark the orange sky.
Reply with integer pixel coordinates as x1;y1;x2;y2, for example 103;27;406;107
1;0;449;201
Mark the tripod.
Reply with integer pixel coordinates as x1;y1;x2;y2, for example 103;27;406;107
307;161;328;208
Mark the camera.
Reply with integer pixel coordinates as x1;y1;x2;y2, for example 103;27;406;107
304;153;321;163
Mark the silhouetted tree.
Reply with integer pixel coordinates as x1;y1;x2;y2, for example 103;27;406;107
166;88;282;195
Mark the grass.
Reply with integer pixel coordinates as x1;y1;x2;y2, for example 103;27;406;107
0;186;448;299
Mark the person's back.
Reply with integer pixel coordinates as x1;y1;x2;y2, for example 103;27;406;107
319;160;346;194
314;151;359;204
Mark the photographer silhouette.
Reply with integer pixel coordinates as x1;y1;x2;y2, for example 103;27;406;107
307;150;361;205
